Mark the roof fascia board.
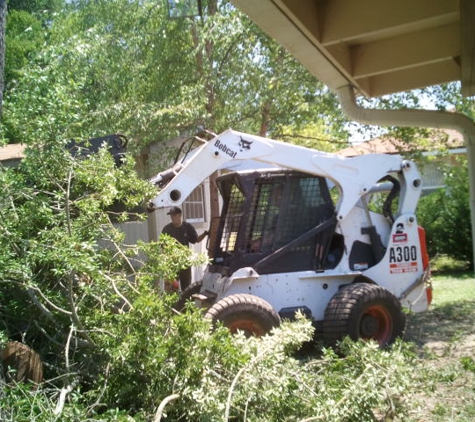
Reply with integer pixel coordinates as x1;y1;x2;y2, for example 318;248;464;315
461;0;475;96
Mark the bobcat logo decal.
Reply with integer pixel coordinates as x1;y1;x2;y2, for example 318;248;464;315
239;138;253;151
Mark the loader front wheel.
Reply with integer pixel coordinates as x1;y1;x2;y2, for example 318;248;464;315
205;294;280;337
323;283;406;348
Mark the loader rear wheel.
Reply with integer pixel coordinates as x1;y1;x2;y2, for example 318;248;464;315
322;283;406;348
173;281;202;312
205;294;281;337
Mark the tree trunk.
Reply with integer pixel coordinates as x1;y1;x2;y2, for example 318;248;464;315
191;0;220;225
0;0;6;120
259;101;272;137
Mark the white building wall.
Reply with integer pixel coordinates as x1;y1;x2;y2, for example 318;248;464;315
149;177;212;285
127;136;216;287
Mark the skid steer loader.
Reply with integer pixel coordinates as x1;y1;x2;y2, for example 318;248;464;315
150;130;432;347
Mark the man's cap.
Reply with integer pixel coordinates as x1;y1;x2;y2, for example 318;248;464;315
167;206;182;215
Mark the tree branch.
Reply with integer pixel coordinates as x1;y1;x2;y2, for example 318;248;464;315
28;285;72;316
66;271;96;347
153;394;180;422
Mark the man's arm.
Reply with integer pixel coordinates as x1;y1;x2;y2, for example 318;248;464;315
187;222;208;244
196;230;209;243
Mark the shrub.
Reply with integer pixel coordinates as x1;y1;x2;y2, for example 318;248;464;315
417;156;473;269
1;312;424;421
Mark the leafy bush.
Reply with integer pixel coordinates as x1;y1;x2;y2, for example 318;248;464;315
0;382;135;422
0;138;193;389
1;307;425;421
417;156;473;269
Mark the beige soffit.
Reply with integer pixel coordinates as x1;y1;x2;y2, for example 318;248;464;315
231;0;475;98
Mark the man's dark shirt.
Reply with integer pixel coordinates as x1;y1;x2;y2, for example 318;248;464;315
162;221;198;246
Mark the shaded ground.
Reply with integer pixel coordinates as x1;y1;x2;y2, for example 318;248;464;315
405;299;475;356
404;299;475;422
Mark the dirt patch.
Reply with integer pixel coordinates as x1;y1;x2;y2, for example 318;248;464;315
421;333;475;358
405;300;475;354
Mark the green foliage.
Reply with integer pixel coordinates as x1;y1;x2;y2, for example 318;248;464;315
1;41;91;143
0;135;212;420
92;284;242;416
0;382;136;422
1;0;348;150
4;271;474;422
0;308;427;421
4;10;45;85
0;137;156;359
0;330;7;347
138;236;209;285
7;0;63;15
417;156;473;268
461;356;475;374
430;254;471;273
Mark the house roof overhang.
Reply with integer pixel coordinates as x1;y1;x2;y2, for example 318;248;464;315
230;0;475;98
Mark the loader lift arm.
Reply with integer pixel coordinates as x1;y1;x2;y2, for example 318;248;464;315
150;130;422;221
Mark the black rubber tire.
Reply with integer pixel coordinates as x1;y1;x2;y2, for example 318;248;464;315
173;281;203;312
205;294;281;337
322;283;406;348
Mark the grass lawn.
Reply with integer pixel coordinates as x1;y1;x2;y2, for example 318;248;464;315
431;271;475;305
405;270;475;422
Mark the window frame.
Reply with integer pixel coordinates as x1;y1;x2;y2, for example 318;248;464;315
183;184;206;223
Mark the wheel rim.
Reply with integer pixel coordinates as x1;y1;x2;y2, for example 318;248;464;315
359;305;393;345
227;318;267;337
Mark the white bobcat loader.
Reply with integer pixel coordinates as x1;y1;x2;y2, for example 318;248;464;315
150;130;432;347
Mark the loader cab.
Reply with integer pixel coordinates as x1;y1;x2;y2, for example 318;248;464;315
210;170;340;275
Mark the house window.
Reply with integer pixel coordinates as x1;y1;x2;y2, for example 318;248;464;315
420;161;445;193
183;184;206;223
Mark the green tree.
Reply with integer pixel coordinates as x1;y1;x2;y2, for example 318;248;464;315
0;0;5;118
4;9;45;85
7;0;63;16
417;156;473;268
1;0;348;152
187;2;347;143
